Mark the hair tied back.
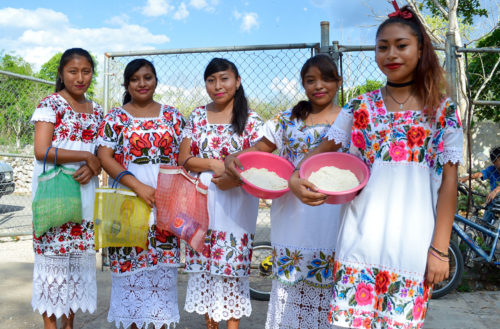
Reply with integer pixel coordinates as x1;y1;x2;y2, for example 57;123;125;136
388;0;413;19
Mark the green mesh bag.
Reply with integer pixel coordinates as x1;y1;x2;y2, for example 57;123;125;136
32;147;82;237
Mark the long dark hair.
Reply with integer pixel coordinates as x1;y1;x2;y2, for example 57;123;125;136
291;54;341;121
204;58;248;135
376;5;447;116
122;58;158;105
55;48;94;92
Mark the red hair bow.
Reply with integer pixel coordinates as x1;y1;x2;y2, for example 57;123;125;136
388;0;413;19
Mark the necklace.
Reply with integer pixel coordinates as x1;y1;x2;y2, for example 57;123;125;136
62;90;91;113
385;87;413;111
387;80;414;88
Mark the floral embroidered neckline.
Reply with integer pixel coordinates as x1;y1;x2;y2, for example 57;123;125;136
54;93;97;116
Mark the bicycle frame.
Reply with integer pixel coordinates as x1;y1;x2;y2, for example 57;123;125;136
453;213;500;265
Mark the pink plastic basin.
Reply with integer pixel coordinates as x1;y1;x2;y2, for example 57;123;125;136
237;151;294;199
300;152;370;204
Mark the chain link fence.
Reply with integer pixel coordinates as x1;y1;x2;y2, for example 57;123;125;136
0;36;497;240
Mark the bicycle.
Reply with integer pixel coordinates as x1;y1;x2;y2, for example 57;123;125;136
249;241;273;301
432;183;500;299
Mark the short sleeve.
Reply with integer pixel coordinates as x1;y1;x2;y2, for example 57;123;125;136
262;113;283;150
325;99;357;148
481;166;495;182
181;109;196;141
246;111;264;147
437;99;463;165
97;109;121;150
31;96;56;124
172;108;186;145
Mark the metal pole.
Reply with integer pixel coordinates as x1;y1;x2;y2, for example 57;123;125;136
332;40;340;105
320;21;330;55
446;32;458;103
103;54;110;114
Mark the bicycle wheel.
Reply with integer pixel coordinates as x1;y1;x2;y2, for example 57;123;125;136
249;241;273;301
431;239;464;299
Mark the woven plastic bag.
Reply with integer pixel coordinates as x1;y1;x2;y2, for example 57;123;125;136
32;147;82;238
155;165;209;252
94;171;151;250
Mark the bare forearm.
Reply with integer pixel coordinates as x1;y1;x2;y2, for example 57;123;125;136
35;147;93;165
432;163;458;251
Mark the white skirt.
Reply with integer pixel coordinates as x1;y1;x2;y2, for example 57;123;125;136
107;266;179;329
184;272;252;322
31;252;97;318
265;279;333;329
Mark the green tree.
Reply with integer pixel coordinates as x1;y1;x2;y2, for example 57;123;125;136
0;54;52;148
341;79;385;106
419;0;487;26
467;26;500;123
38;52;99;99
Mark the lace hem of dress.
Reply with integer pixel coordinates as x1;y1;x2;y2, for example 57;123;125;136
110;262;180;277
441;148;462;165
265;279;333;329
184;272;252;322
325;127;349;148
96;140;116;150
31;253;97;318
108;266;179;329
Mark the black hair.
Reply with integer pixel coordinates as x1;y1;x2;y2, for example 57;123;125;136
55;48;94;92
490;146;500;163
376;5;447;117
122;58;158;105
204;58;248;135
291;54;341;121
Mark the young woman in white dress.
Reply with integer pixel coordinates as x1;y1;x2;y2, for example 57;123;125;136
31;48;103;329
179;58;263;329
97;58;185;329
290;4;463;329
226;54;345;329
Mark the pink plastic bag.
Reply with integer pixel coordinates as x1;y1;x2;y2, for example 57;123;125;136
155;165;209;252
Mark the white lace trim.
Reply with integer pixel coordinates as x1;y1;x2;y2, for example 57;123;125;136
31;253;97;318
108;266;179;329
96;140;116;150
441;147;463;165
325;126;350;148
31;106;56;124
184;272;252;322
265;279;333;329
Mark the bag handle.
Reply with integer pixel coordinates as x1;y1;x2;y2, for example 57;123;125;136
111;170;135;189
43;146;58;173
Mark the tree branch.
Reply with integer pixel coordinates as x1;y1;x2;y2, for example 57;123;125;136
431;0;449;17
473;55;500;103
406;0;444;44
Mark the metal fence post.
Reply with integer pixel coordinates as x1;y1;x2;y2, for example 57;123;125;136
320;21;330;55
103;53;110;114
445;32;458;103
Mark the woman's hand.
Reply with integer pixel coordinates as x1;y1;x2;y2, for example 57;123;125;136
133;182;156;208
289;170;327;206
224;153;243;181
73;165;94;185
210;159;226;178
85;152;102;176
425;249;449;285
212;172;242;191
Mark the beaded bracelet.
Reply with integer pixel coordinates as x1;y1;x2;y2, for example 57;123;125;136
429;245;449;258
429;249;449;262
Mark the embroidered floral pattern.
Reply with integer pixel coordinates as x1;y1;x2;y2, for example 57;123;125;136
183;106;262;160
272;246;334;288
97;105;185;274
33;93;103;255
185;229;254;277
344;90;462;176
98;105;185;169
329;261;432;329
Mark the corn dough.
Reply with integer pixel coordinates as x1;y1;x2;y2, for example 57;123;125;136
241;167;288;191
308;166;359;192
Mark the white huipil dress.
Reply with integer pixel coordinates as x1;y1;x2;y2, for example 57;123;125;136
30;93;103;318
97;105;185;329
183;106;263;322
262;109;344;329
326;90;463;329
